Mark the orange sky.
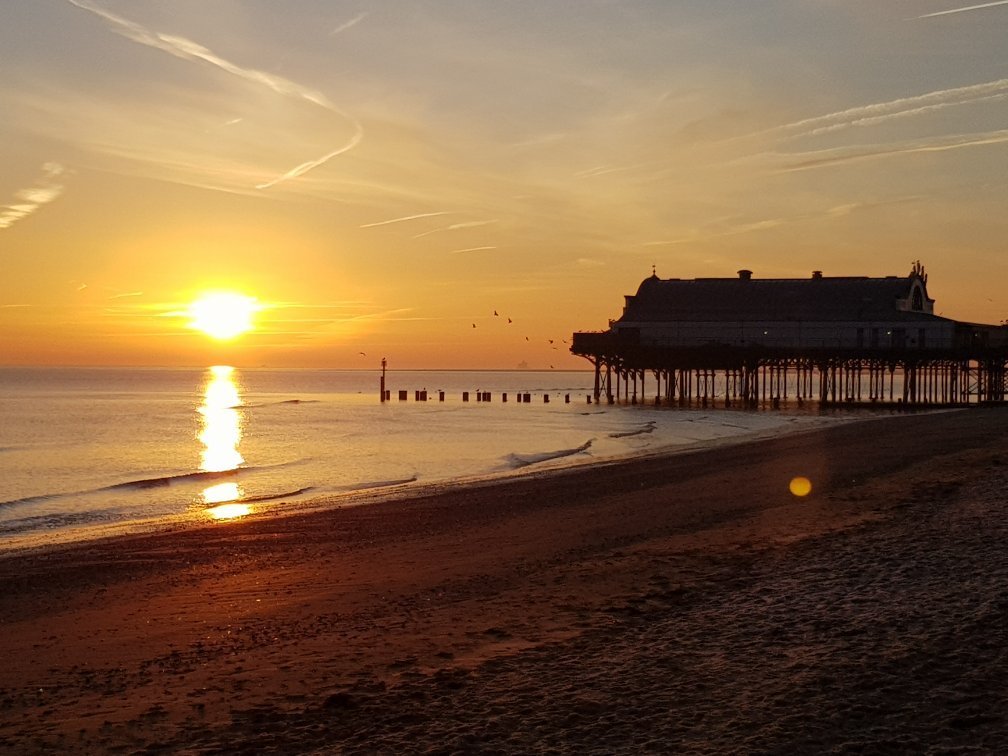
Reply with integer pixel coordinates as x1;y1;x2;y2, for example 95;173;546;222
2;2;1007;368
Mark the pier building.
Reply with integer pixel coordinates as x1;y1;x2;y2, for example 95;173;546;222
571;263;1008;408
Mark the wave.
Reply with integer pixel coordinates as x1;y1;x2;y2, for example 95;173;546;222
329;476;419;493
0;508;120;536
236;486;313;503
0;492;61;507
104;468;241;491
0;467;255;507
238;399;321;408
503;439;593;469
609;421;657;439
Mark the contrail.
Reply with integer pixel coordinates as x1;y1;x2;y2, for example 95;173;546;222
67;1;331;106
360;212;451;228
330;12;367;36
449;246;497;255
799;93;1008;136
256;135;364;190
413;220;498;238
777;127;1008;172
777;78;1008;136
918;1;1008;19
65;0;362;187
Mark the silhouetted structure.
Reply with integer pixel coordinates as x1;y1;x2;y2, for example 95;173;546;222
571;264;1008;408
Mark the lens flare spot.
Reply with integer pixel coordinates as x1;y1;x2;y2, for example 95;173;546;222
789;476;813;497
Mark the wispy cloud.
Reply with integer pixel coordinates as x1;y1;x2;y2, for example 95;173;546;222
771;78;1008;139
449;246;497;255
640;198;920;247
360;212;451;228
776;127;1008;172
330;12;368;36
413;219;498;238
66;0;362;189
256;139;364;190
644;218;786;247
0;163;65;231
918;1;1008;19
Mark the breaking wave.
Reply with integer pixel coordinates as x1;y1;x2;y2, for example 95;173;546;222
609;421;657;439
503;439;593;469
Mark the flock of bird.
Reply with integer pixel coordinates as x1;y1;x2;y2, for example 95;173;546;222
473;310;567;347
359;309;570;369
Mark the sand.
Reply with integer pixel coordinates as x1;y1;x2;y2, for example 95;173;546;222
1;408;1006;754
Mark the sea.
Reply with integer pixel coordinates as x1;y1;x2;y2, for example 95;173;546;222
0;366;851;552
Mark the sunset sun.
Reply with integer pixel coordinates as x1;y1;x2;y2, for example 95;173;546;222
187;292;259;340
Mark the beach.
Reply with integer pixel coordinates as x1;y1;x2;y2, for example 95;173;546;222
1;408;1006;753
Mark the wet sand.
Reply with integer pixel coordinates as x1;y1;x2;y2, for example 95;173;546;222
1;409;1006;753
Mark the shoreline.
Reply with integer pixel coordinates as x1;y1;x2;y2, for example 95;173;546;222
1;408;1006;751
0;404;863;556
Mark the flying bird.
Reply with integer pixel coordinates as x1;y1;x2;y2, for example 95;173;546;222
472;323;477;328
494;310;499;316
359;351;366;357
507;318;512;324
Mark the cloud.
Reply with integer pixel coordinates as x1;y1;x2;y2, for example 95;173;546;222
360;212;452;228
449;246;497;255
0;163;65;231
65;0;362;188
918;1;1008;19
771;78;1008;139
255;138;364;190
330;12;368;36
413;219;498;238
644;217;786;246
776;127;1008;172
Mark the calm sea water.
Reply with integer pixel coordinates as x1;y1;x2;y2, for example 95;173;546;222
0;367;847;551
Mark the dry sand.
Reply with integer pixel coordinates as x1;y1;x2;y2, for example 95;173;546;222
1;408;1006;754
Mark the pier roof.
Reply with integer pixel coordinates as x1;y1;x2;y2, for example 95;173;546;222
619;269;940;323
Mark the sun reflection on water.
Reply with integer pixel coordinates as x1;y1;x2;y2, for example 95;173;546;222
198;366;249;518
207;502;252;520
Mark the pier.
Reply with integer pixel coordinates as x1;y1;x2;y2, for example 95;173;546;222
571;265;1008;409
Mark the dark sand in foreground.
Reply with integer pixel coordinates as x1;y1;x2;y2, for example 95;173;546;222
1;409;1006;753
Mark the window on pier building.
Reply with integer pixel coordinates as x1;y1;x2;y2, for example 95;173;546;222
912;287;924;311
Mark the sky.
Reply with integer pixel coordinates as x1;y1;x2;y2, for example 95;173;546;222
2;0;1007;369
